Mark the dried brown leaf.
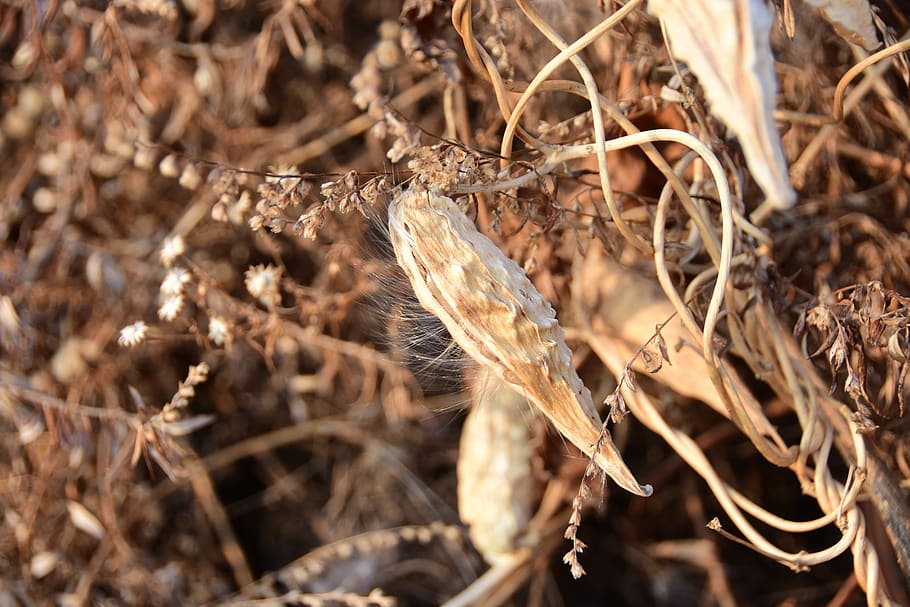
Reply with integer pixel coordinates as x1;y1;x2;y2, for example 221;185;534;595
641;348;663;373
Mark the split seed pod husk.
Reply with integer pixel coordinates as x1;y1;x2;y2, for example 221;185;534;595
389;187;652;497
650;0;796;210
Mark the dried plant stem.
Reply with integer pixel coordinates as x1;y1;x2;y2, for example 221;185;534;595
833;37;910;121
593;340;867;568
279;75;444;167
185;456;255;588
652;151;796;467
450;0;546;150
507;0;649;251
790;52;894;190
584;240;895;603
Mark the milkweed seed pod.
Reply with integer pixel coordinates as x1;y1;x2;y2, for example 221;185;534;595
458;369;534;563
388;187;651;497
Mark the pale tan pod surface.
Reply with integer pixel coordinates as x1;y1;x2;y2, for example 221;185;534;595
388;187;651;497
457;369;534;563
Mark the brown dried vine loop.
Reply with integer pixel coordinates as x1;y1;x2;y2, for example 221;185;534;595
388;186;652;497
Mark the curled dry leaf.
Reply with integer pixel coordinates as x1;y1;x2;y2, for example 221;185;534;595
389;188;651;497
650;0;796;210
576;246;780;436
803;0;879;50
457;368;534;564
641;348;663;373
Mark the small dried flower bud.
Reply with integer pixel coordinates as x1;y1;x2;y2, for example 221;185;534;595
214;190;252;225
117;320;148;348
193;64;214;97
89;154;126;178
18;85;45;119
32;188;58;213
296;205;326;240
159;154;180;178
244;264;282;308
158;294;184;322
37;151;64;176
248;215;265;231
376;38;401;69
159;236;185;268
11;40;37;69
160;267;191;295
378;19;399;40
133;145;157;170
30;551;58;579
343;170;358;191
207;315;230;346
387;137;412;163
319;180;338;199
118;321;148;348
2;107;33;140
211;200;228;222
179;163;203;190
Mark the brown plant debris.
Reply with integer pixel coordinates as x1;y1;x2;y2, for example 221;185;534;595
2;0;909;605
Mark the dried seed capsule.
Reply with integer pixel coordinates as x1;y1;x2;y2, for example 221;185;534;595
389;187;651;497
458;369;533;563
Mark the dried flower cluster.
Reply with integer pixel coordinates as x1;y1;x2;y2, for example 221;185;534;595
244;264;283;309
130;363;214;480
796;282;910;421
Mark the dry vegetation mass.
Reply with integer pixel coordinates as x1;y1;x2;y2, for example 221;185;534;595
1;0;910;605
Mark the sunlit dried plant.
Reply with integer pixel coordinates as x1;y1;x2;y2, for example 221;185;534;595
388;186;652;497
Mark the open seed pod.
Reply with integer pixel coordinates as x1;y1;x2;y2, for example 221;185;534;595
389;187;652;497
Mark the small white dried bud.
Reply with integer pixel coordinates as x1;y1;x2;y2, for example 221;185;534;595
158;294;184;322
30;551;58;579
375;39;401;69
228;190;252;225
244;264;282;308
207;315;229;346
179;163;202;190
193;64;214;96
159;236;185;268
32;187;58;213
118;321;148;348
133;145;157;170
160;267;191;295
158;154;180;178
